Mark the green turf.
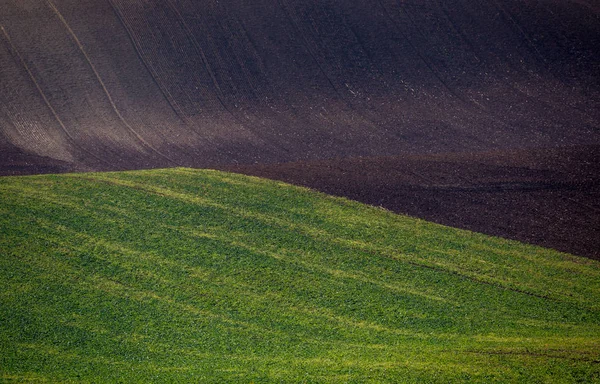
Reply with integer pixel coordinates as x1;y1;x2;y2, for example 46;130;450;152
1;168;599;383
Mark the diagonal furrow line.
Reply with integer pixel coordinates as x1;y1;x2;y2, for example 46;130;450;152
228;12;314;147
276;0;380;131
490;0;548;69
217;15;296;154
390;0;477;106
433;0;482;65
163;0;254;131
377;0;517;130
107;0;234;160
0;24;114;169
45;0;179;166
172;0;288;154
432;0;587;125
377;0;484;116
106;0;189;127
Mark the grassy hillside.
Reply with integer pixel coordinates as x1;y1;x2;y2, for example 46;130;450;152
1;168;599;383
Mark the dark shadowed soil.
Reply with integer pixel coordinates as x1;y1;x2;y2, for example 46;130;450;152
0;141;87;176
1;0;599;171
223;145;600;260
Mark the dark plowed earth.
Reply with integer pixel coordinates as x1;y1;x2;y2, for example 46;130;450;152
224;145;600;260
1;0;599;171
1;0;599;256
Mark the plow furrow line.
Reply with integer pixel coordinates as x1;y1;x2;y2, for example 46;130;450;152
0;24;113;169
45;0;179;166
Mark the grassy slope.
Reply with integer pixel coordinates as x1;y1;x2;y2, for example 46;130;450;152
0;168;599;383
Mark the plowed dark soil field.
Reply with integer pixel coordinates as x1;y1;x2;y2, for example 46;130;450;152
1;0;599;258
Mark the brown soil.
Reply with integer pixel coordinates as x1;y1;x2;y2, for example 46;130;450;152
1;0;599;172
0;142;86;176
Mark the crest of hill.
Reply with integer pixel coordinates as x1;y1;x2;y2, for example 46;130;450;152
1;169;599;382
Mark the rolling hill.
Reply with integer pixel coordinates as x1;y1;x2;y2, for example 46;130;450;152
1;169;599;382
224;145;600;260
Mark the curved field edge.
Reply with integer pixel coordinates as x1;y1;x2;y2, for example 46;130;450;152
0;167;598;383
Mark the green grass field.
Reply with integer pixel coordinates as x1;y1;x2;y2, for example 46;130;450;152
1;168;599;383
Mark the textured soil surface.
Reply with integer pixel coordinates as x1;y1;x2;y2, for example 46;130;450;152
1;0;599;258
2;0;599;171
223;145;600;260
